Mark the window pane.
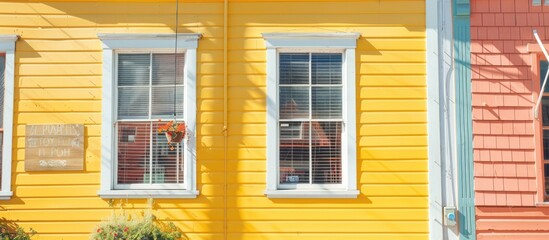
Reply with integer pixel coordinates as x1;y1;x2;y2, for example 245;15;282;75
117;122;151;184
280;86;309;119
151;121;184;184
280;53;309;85
541;61;549;93
279;121;310;184
312;53;342;85
312;87;342;119
152;53;184;85
117;122;184;185
152;86;184;118
312;122;342;184
118;87;149;119
118;54;150;86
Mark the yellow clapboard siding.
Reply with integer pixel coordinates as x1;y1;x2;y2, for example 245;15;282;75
360;173;428;184
361;99;426;111
228;86;266;99
17;64;102;76
227;233;428;240
18;76;101;88
359;75;426;87
16;113;101;124
227;209;427;221
228;99;266;111
360;124;427;136
227;221;427;233
362;160;427;172
360;112;426;124
0;2;223;15
230;14;425;26
359;136;427;147
15;173;100;185
19;100;102;112
360;87;426;99
228;123;266;135
0;15;223;28
18;88;101;100
229;1;424;14
360;147;428;160
229;196;427;208
359;51;426;63
362;63;426;75
362;184;428;196
362;39;425;51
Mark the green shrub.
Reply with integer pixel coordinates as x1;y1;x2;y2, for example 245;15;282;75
90;211;183;240
0;220;36;240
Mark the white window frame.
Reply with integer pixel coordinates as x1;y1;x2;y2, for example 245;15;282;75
263;33;360;198
0;35;17;200
97;33;201;198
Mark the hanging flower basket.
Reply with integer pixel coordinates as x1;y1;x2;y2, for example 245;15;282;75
157;120;187;150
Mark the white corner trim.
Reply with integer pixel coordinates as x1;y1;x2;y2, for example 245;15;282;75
262;32;360;49
265;190;359;199
98;34;200;198
264;34;358;198
98;190;199;199
0;34;18;200
426;0;445;240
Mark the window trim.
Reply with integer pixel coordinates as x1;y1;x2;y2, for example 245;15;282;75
97;33;201;199
0;35;17;200
263;33;359;198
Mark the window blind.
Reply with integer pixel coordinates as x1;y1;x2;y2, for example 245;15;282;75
116;53;185;187
278;53;343;185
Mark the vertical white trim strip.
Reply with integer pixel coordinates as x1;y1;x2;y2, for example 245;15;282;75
100;48;114;192
426;0;446;239
185;48;198;193
344;48;357;191
0;35;17;199
266;48;278;191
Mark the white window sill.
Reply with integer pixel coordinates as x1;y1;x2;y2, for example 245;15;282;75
98;190;199;199
264;189;359;199
0;191;13;200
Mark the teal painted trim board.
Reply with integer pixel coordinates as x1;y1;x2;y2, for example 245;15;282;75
454;0;476;239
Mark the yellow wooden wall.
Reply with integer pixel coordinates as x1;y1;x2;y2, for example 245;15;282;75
0;1;427;239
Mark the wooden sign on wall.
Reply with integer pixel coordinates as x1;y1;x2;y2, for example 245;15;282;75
25;124;84;171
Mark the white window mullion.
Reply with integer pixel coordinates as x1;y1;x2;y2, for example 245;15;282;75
308;52;313;185
148;53;154;185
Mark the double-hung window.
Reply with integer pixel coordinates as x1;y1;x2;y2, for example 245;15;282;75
0;35;16;200
98;34;201;198
263;33;359;198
